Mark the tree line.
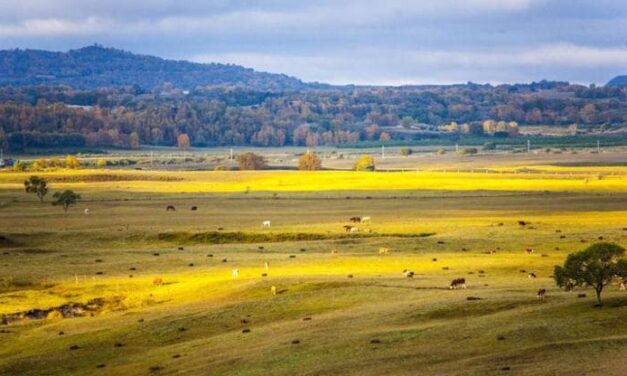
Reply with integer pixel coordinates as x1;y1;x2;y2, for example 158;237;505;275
1;81;626;151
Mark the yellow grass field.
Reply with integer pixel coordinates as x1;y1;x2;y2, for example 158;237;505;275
0;164;625;375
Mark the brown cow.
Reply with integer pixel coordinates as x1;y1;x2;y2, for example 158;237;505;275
537;288;546;300
349;216;361;223
450;278;466;289
166;205;176;212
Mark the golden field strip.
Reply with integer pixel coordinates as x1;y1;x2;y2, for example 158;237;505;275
0;163;625;375
1;166;627;193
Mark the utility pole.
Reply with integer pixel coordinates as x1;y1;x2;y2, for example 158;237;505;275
381;145;385;159
527;139;531;153
455;144;459;153
597;139;600;153
150;151;153;165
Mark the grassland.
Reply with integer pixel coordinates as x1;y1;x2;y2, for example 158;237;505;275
0;160;625;375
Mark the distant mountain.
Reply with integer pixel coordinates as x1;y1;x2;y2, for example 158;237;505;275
0;45;321;91
606;75;627;87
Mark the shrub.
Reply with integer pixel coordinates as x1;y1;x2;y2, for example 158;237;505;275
399;148;413;156
482;142;496;151
354;154;375;171
298;152;322;170
236;152;267;170
458;148;478;155
96;159;107;168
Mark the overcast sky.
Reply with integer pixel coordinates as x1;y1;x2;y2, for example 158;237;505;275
1;0;627;85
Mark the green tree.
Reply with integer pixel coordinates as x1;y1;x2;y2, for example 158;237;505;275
24;176;49;202
52;190;81;212
354;154;375;171
236;152;267;170
554;242;626;306
298;152;322;170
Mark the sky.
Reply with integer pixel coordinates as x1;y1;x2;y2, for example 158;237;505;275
1;0;627;85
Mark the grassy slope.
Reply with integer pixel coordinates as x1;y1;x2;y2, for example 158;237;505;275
0;167;625;375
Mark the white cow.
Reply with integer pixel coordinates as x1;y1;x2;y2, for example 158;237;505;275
84;208;90;215
349;227;359;233
361;216;371;223
231;268;240;278
262;220;271;228
271;285;277;295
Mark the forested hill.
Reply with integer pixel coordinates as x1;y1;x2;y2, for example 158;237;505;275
0;45;317;91
606;75;627;87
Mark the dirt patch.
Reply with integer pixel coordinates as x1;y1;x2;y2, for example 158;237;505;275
1;296;125;325
156;231;435;245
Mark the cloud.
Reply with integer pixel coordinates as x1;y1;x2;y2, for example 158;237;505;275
0;1;626;84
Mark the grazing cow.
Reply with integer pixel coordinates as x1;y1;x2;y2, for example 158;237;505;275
528;272;537;279
450;278;466;289
402;269;414;278
518;220;528;226
191;206;198;211
349;226;359;233
619;278;626;291
231;269;239;279
378;247;390;255
152;277;163;286
360;216;371;223
270;285;277;295
537;288;546;300
84;208;90;215
350;216;361;223
525;248;534;254
262;220;271;228
166;205;176;212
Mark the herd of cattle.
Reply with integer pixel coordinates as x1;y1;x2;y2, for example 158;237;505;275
158;207;627;299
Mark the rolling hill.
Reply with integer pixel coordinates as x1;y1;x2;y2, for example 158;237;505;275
0;45;318;91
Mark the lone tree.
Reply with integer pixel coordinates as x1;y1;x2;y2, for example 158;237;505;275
177;133;191;151
354;154;375;171
236;152;267;170
298;152;322;170
554;242;626;306
24;176;49;202
52;190;81;212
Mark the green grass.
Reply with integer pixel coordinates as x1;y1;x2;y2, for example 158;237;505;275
0;169;625;375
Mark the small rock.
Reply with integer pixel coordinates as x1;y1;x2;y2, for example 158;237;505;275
291;339;300;344
114;343;124;348
242;329;251;333
497;336;505;341
58;331;65;335
172;354;181;359
370;339;381;344
69;345;80;350
96;364;106;369
153;253;160;256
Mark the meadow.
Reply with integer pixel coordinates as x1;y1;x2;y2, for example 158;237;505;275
0;154;625;375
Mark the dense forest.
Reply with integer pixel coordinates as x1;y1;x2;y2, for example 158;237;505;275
0;46;626;151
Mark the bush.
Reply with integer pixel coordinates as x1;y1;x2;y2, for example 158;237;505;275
96;159;107;168
436;148;446;155
482;142;496;151
298;152;322;170
399;148;413;156
458;147;478;155
214;165;226;171
236;152;267;170
354;154;375;171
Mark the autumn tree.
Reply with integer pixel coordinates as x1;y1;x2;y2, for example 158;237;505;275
354;154;375;171
65;155;80;169
177;133;190;151
298;152;322;170
24;176;49;202
53;190;81;212
236;152;267;170
129;132;140;149
554;242;626;306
